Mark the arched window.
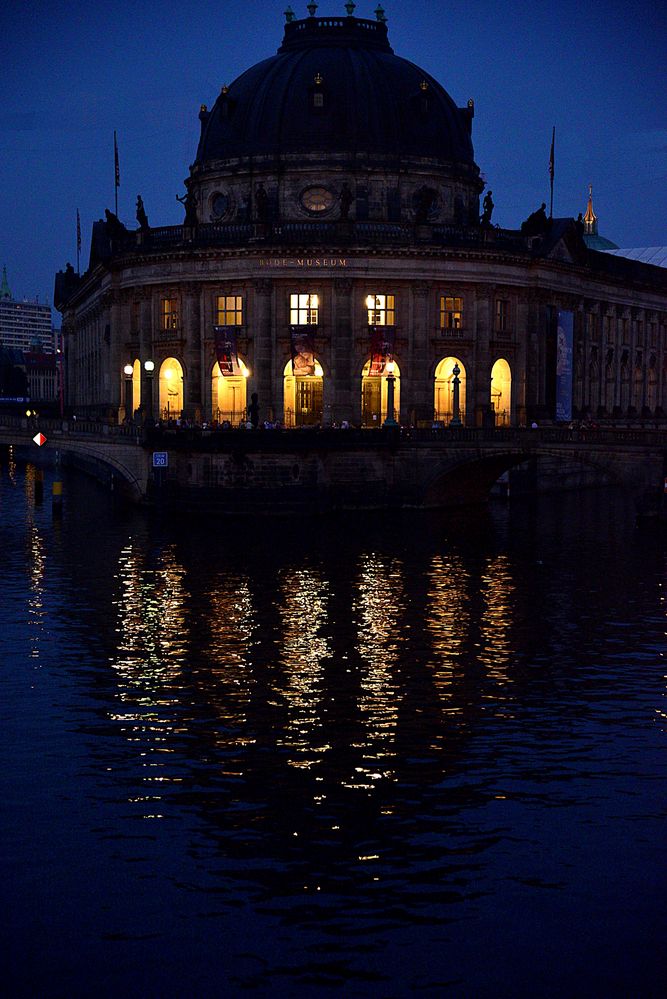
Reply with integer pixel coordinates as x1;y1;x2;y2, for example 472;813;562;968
361;359;401;427
434;357;466;424
158;357;184;421
490;358;511;426
212;359;248;426
283;358;323;427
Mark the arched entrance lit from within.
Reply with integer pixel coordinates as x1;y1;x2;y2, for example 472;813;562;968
283;358;324;427
361;360;401;427
159;357;184;421
434;357;466;424
490;358;511;426
211;359;249;425
132;358;141;417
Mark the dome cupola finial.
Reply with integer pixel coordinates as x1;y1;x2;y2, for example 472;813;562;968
375;3;387;22
284;5;295;21
306;2;318;16
344;1;356;16
584;183;598;235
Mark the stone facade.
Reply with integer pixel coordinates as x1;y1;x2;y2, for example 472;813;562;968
55;13;667;428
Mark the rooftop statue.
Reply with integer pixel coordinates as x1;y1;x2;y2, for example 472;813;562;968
520;202;549;236
480;190;494;226
104;209;128;239
176;190;199;226
136;195;150;230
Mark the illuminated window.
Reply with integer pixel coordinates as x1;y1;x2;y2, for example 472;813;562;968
313;92;324;108
440;296;463;330
366;294;395;326
161;298;179;330
300;187;334;213
495;299;509;332
290;293;319;325
216;295;243;325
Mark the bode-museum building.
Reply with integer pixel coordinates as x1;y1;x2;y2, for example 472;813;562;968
55;5;667;429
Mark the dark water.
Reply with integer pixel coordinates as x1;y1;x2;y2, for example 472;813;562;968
2;454;667;997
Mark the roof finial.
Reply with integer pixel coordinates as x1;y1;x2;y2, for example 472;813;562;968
344;1;356;15
284;5;295;21
307;2;318;16
375;3;387;22
583;183;598;235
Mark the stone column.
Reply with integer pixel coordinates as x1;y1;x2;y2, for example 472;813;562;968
140;290;154;421
473;285;492;426
252;279;273;422
515;293;529;426
106;289;122;422
182;282;202;422
332;277;354;424
407;281;432;425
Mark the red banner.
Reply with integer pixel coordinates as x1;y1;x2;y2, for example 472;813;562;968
214;326;240;376
290;326;316;376
368;326;394;376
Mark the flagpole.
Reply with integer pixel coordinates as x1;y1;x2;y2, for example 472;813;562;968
549;126;555;219
114;130;120;215
76;209;81;275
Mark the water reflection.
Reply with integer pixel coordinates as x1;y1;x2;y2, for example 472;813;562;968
426;552;471;710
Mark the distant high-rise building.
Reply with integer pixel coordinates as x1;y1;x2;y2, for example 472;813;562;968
0;266;54;354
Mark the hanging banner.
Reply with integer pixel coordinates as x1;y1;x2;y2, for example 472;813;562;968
555;310;574;421
368;326;394;376
214;326;240;376
290;326;316;376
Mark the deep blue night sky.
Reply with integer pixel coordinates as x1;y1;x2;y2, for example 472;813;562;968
1;0;665;303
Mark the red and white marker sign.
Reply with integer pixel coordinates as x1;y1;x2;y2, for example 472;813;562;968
33;432;47;447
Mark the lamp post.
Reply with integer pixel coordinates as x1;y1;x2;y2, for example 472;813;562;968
123;363;133;423
450;362;462;427
144;359;155;425
383;358;398;427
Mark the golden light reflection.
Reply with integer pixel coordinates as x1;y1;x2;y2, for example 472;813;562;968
26;523;47;660
204;576;257;732
425;553;471;711
276;567;331;769
110;541;189;817
347;553;403;788
478;554;515;687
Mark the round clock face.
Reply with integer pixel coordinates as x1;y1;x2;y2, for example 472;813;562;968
300;186;335;214
211;192;230;219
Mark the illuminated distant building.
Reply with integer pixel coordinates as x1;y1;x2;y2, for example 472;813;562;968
55;5;667;425
1;266;55;354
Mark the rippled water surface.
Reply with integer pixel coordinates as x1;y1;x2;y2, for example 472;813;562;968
2;456;667;996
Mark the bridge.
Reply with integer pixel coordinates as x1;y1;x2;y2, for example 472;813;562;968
1;416;665;515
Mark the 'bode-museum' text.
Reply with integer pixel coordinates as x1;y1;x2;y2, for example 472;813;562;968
258;257;348;268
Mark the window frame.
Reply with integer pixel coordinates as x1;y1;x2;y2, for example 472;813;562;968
216;294;244;326
439;295;463;331
161;297;180;331
366;293;395;327
290;292;319;326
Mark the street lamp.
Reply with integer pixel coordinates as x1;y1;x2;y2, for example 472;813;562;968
383;358;398;427
450;362;462;427
123;363;133;423
144;359;155;424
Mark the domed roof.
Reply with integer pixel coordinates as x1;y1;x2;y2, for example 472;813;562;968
195;14;476;166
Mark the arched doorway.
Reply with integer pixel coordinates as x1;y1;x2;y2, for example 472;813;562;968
211;359;249;425
490;358;511;426
361;359;401;426
159;357;184;421
131;358;141;418
434;356;466;424
283;358;324;427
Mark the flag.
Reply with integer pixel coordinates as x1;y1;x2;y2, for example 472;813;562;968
114;131;120;188
368;326;394;376
76;209;81;254
290;326;316;376
214;326;240;376
548;126;555;182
